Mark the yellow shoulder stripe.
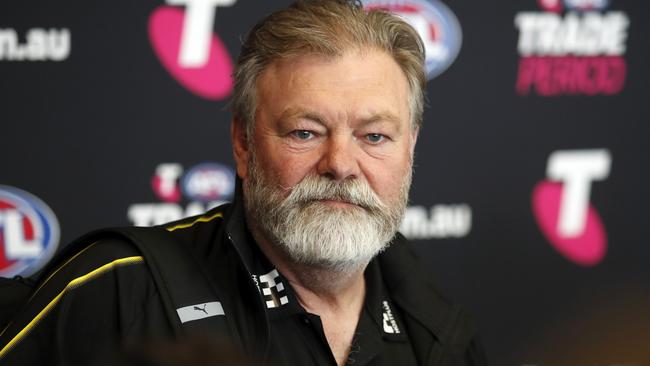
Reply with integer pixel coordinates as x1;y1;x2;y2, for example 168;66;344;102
0;242;100;339
0;256;144;360
28;242;99;303
165;211;223;232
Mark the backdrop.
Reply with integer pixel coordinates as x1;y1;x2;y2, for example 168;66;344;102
1;0;649;364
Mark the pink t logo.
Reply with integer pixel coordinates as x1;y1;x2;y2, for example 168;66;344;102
152;163;183;203
532;149;611;266
148;0;235;100
537;0;563;12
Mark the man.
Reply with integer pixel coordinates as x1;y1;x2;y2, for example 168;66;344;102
0;1;486;365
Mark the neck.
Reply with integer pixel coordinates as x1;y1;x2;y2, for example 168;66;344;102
251;224;368;305
247;219;368;366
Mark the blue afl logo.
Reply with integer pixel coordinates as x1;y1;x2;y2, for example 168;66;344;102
363;0;462;80
564;0;609;11
0;186;60;277
181;163;235;203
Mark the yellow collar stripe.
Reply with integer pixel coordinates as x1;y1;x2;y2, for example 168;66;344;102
165;211;224;232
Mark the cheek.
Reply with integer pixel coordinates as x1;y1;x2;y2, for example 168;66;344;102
257;148;317;187
364;158;410;198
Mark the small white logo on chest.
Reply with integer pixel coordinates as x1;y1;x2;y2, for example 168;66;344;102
381;300;401;334
259;269;289;308
176;301;224;323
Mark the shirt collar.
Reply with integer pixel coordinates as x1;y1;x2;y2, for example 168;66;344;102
377;234;478;349
364;258;409;342
225;179;423;341
224;178;296;315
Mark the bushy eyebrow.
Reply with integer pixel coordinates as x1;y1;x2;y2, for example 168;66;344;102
359;112;402;129
279;107;327;127
279;107;403;130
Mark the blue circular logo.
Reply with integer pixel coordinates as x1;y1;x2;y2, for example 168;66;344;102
563;0;609;11
0;186;60;277
181;163;235;202
363;0;463;80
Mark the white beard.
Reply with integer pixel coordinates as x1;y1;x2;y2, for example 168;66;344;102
243;153;412;272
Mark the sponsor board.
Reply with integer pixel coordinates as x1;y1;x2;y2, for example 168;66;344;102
363;0;462;80
0;186;60;277
132;163;471;239
0;28;70;61
148;0;235;100
400;204;472;239
532;149;611;266
514;0;630;96
128;162;235;226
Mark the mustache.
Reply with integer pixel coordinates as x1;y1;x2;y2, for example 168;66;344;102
282;175;387;212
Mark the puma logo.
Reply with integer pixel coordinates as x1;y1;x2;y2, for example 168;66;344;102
193;304;208;315
177;301;224;323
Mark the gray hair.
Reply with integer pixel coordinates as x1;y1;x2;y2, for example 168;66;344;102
229;0;426;140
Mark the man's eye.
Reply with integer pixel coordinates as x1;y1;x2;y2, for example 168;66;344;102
365;133;386;144
291;130;314;140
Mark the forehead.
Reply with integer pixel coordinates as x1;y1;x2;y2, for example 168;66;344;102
255;49;411;126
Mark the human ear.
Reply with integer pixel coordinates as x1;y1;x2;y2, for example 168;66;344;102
231;118;250;180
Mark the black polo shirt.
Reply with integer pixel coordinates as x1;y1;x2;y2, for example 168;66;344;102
0;198;485;365
245;241;418;365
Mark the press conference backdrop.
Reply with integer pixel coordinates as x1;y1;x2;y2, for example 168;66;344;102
1;0;648;364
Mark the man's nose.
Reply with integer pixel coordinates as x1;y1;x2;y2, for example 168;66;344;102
316;134;360;182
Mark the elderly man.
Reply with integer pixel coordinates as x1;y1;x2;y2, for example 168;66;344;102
0;1;485;365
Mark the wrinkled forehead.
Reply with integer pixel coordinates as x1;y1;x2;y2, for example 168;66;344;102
255;49;412;123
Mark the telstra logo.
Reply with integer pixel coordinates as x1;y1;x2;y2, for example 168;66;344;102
148;0;235;100
532;149;611;266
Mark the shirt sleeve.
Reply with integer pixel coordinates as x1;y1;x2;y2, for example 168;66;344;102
466;335;490;365
0;238;163;366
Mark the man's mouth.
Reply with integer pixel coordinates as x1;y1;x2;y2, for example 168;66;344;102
315;199;374;213
318;198;356;207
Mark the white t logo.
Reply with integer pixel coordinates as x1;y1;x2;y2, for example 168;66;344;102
166;0;236;67
156;163;183;198
546;149;611;237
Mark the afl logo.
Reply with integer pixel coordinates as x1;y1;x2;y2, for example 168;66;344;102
181;163;235;203
563;0;609;11
0;186;60;277
363;0;462;80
